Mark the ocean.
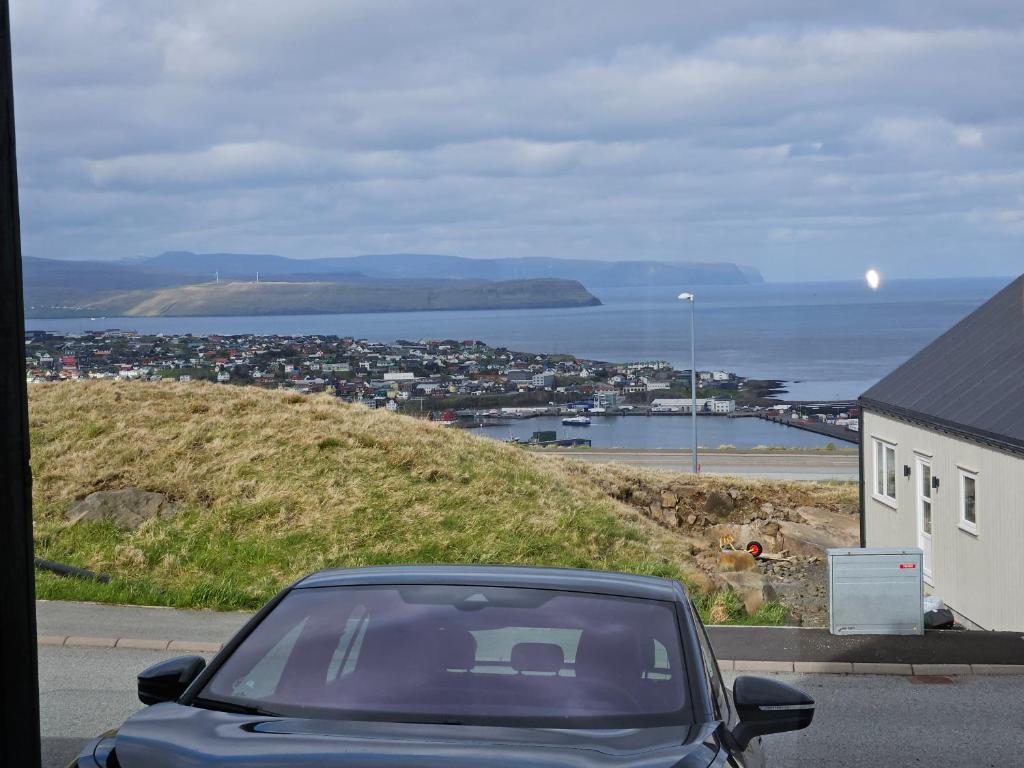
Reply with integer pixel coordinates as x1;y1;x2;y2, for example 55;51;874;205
26;276;1010;402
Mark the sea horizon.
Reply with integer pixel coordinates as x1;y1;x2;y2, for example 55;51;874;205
25;275;1012;401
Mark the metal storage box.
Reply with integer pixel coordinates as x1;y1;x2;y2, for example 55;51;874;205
828;547;923;635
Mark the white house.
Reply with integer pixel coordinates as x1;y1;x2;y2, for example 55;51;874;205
859;274;1024;631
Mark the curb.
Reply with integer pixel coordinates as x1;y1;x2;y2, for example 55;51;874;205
39;635;224;654
38;635;1024;675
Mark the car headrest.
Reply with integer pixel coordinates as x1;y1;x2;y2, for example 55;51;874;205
433;627;477;671
574;629;647;681
510;642;564;674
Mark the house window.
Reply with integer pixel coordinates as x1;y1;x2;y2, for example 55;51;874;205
959;469;978;535
872;438;897;506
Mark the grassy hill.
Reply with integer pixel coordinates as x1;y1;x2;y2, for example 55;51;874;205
28;382;854;622
30;381;700;610
39;278;600;317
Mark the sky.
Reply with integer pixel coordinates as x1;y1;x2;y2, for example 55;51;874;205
11;1;1024;281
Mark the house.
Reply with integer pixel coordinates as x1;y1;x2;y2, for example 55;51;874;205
859;274;1024;631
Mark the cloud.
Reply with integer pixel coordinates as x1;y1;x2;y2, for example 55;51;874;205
10;1;1024;279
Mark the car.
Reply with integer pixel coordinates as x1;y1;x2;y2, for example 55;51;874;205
70;565;814;767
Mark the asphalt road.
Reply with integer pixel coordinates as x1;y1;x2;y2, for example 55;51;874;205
539;449;858;481
41;645;1023;768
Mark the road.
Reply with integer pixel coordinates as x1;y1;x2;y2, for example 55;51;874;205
538;448;858;481
41;645;1022;767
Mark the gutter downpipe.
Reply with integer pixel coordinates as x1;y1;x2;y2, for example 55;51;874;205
857;403;866;547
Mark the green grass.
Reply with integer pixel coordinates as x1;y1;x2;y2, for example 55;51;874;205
29;382;725;612
25;381;836;625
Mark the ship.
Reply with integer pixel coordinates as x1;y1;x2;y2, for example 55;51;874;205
561;414;592;426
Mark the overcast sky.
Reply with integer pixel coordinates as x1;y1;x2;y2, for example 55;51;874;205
11;2;1024;281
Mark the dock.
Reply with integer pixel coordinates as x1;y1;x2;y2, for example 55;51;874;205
759;412;858;444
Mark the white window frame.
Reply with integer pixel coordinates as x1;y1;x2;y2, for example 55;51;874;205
958;467;978;536
871;437;898;508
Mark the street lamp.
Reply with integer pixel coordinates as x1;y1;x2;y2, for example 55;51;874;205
678;292;698;473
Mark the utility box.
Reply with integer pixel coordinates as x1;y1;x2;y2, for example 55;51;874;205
827;547;923;636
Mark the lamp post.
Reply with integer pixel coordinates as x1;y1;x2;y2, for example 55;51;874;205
678;292;698;473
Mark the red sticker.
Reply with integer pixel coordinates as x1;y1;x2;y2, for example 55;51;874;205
899;563;917;569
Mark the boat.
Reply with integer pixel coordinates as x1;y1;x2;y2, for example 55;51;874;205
561;415;591;426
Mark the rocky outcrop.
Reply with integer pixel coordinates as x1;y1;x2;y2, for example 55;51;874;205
66;489;176;530
589;470;858;624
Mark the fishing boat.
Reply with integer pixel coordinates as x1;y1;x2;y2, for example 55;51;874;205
561;414;591;426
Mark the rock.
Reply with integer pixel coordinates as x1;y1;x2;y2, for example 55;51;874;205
66;489;176;530
704;490;735;518
718;550;758;572
685;513;698;527
660;491;678;509
685;569;722;594
727;488;740;500
721;571;779;614
759;502;775;516
648;502;662;520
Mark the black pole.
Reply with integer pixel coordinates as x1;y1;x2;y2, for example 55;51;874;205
0;0;42;764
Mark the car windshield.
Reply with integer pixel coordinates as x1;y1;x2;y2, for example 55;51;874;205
200;585;689;728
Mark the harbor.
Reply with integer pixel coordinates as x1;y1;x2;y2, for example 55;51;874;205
464;411;851;450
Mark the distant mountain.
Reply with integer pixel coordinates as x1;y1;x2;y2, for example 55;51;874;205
67;278;600;318
22;256;205;305
140;251;763;287
22;251;760;318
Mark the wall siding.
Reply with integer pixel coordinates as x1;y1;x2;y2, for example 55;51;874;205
862;410;1024;631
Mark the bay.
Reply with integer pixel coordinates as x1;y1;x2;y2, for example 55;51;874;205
26;275;1010;401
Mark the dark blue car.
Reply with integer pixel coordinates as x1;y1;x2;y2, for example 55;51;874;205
71;565;814;767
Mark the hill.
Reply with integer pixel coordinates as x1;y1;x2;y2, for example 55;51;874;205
29;382;856;624
29;381;698;610
72;278;600;317
143;251;764;287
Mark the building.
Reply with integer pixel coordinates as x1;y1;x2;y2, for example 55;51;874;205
859;274;1024;631
531;372;555;389
709;396;736;414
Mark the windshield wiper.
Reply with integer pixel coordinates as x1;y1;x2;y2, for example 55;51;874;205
191;696;281;717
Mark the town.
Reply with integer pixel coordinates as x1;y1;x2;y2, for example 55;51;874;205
23;329;865;441
23;329;759;409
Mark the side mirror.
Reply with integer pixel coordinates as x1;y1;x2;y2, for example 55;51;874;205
138;655;207;705
731;675;814;749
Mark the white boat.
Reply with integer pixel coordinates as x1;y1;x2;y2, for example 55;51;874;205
561;415;591;426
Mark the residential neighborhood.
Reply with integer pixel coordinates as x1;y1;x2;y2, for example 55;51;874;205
24;329;751;414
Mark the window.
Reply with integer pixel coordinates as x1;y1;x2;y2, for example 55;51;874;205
872;438;897;506
959;469;978;534
201;585;690;729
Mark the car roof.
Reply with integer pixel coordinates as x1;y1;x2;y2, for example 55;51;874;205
294;564;685;601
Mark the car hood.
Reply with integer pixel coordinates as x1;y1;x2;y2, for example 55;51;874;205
113;704;720;768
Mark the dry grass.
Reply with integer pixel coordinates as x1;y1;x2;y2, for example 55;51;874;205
30;382;854;625
30;381;705;611
565;459;858;517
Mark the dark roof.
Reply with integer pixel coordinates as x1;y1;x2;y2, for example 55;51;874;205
295;564;683;601
860;274;1024;453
